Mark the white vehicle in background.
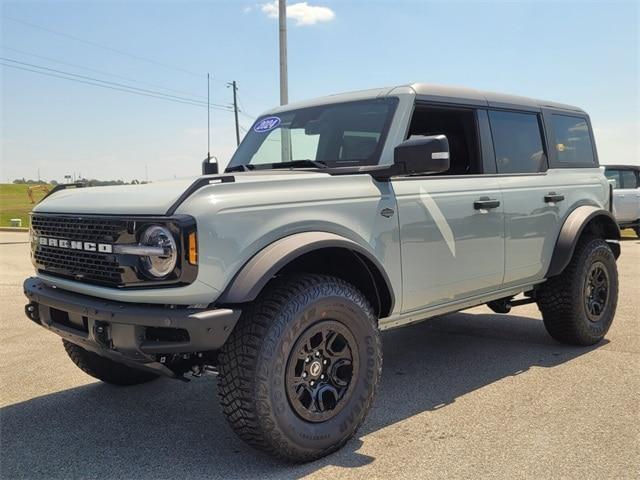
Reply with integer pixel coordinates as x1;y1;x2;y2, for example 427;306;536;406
604;165;640;236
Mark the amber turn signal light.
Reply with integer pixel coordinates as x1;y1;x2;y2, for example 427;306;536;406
188;231;198;265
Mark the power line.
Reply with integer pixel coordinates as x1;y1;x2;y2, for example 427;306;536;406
1;61;234;111
236;93;257;120
1;61;208;108
2;15;203;78
238;109;256;121
1;45;208;101
1;57;234;109
1;57;233;109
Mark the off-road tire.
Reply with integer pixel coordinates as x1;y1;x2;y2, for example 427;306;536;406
217;274;382;462
62;340;160;385
634;226;640;237
537;237;618;345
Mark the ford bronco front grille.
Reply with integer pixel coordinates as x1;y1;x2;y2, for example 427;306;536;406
31;215;126;243
34;245;123;285
30;213;198;288
31;214;127;286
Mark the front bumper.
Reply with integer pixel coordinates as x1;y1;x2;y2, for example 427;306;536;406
23;277;240;378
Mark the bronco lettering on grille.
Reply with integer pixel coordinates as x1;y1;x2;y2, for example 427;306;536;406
36;236;113;254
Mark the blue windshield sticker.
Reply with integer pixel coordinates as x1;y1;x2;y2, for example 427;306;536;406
254;116;281;133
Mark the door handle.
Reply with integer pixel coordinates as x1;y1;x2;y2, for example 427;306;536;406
544;192;565;203
474;197;500;210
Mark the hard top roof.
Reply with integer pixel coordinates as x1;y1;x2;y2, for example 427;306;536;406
263;83;586;115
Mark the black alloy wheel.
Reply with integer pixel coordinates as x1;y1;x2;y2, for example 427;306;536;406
286;320;358;423
584;261;610;322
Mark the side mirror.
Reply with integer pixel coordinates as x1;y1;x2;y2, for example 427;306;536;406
202;156;219;175
393;135;450;176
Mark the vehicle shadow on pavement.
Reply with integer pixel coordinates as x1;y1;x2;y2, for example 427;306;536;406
1;311;603;480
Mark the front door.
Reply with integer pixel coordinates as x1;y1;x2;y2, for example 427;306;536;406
391;105;505;313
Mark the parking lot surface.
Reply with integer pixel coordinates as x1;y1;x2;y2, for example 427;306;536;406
1;231;638;479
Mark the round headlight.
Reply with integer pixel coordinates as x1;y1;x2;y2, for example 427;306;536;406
140;225;177;278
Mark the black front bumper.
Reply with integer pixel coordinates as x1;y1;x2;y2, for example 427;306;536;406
23;277;240;378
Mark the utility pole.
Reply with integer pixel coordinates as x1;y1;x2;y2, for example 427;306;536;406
278;0;288;105
278;0;291;160
228;80;240;146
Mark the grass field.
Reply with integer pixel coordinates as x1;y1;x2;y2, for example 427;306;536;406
0;184;50;228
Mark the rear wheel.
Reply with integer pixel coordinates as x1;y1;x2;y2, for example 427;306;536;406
63;340;160;385
217;274;382;462
537;237;618;345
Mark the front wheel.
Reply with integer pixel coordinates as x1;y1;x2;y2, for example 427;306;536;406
217;274;382;462
537;237;618;345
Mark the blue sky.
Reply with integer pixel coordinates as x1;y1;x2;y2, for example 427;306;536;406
1;0;638;182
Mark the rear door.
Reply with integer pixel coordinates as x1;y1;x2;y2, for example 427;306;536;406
490;109;568;287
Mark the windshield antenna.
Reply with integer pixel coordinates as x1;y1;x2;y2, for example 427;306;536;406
207;72;211;161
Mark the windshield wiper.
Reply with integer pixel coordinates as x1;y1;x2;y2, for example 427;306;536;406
226;160;328;172
267;159;328;170
225;164;254;172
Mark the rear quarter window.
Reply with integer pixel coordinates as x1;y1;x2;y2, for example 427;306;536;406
550;114;595;166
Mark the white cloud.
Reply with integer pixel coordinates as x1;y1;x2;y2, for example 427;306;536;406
261;1;335;26
242;5;253;14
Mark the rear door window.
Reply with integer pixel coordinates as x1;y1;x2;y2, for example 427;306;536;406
488;111;546;174
620;169;638;189
550;114;595;166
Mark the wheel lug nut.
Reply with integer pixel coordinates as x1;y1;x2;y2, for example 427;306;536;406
323;360;328;365
310;380;315;386
315;351;320;357
302;372;307;378
305;357;310;363
320;374;325;380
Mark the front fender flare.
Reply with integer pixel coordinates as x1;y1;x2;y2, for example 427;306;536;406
217;232;394;312
546;206;620;277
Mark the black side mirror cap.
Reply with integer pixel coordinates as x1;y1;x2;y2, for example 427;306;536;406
393;135;450;176
202;156;219;175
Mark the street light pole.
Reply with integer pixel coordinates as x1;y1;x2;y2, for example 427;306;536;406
278;0;288;105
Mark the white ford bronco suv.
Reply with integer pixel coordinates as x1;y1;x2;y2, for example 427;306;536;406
24;84;620;461
604;164;640;235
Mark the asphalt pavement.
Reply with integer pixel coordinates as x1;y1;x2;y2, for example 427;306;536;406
1;231;638;479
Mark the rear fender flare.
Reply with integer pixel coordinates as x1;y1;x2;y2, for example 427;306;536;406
546;206;620;277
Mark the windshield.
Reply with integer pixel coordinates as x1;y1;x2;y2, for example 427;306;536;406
226;98;398;171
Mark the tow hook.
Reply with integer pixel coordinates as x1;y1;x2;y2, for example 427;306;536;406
93;321;112;348
25;302;40;323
